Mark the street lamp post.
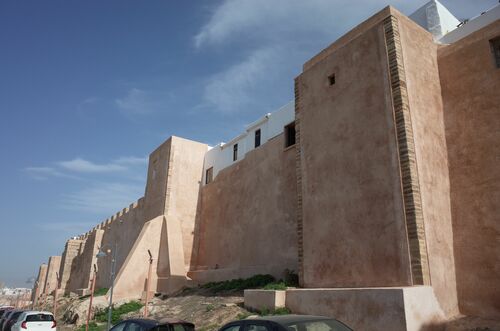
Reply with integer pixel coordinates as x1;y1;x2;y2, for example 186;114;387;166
96;243;118;331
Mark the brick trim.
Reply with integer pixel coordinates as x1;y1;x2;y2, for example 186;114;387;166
294;77;305;286
383;15;430;285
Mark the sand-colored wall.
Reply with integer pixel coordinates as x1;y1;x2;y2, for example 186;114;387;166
112;136;207;297
162;136;208;269
398;14;458;315
58;239;83;294
96;200;146;289
190;133;298;283
296;13;411;288
112;216;164;300
43;256;61;295
68;230;103;293
32;264;47;302
438;21;500;319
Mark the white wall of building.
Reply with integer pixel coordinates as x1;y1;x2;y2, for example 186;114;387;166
409;0;460;40
439;4;500;44
202;101;295;184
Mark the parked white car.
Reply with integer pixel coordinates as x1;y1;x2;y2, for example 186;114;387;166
11;312;55;331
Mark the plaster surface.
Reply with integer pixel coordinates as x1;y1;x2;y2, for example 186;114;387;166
244;290;286;311
398;14;458;315
190;134;297;283
439;21;500;319
285;287;444;331
296;13;411;288
43;256;61;296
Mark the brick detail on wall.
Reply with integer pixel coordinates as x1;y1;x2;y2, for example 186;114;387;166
294;76;304;286
383;15;430;285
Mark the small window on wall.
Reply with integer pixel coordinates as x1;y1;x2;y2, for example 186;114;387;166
328;73;336;85
490;36;500;68
284;122;296;148
205;167;213;184
233;144;238;161
255;129;261;148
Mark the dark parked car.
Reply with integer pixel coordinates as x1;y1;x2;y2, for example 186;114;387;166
2;310;25;331
218;315;352;331
0;310;15;331
109;318;194;331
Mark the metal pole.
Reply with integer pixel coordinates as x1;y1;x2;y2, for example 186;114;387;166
143;250;153;317
106;243;117;331
86;265;97;331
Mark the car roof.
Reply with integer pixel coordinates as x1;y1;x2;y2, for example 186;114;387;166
24;311;52;315
158;318;193;326
248;315;333;324
118;319;158;328
117;318;194;328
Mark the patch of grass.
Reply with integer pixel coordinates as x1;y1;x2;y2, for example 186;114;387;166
205;304;215;312
76;322;106;331
201;274;276;292
237;312;253;320
94;301;143;324
263;282;287;290
94;288;109;296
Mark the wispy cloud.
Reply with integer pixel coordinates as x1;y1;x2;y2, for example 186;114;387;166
24;167;79;181
61;182;144;214
58;158;127;173
202;47;283;113
25;156;148;179
115;88;170;116
194;0;416;114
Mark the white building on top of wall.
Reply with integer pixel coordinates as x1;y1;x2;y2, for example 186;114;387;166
202;100;295;185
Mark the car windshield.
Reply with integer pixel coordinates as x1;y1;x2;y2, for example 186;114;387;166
284;319;352;331
26;314;54;322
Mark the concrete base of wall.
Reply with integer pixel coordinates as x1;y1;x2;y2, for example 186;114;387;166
244;290;286;311
244;287;447;331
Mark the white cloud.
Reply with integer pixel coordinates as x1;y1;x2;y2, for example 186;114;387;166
194;0;422;114
24;167;79;180
113;156;148;166
194;0;412;48
61;182;144;214
203;47;282;113
58;158;127;173
115;88;166;115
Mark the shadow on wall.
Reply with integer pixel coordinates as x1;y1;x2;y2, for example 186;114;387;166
419;315;500;331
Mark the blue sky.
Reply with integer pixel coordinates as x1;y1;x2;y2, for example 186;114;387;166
0;0;495;287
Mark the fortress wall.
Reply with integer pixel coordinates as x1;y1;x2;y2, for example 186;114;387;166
43;256;61;296
398;13;458;315
32;264;47;302
95;199;146;290
67;229;103;293
58;239;84;294
162;137;208;270
110;137;207;297
189;133;298;283
439;21;500;319
296;10;412;288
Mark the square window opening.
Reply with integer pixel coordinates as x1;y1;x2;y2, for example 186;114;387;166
328;73;336;85
205;167;213;184
490;36;500;68
285;122;296;148
255;129;261;148
233;144;238;161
